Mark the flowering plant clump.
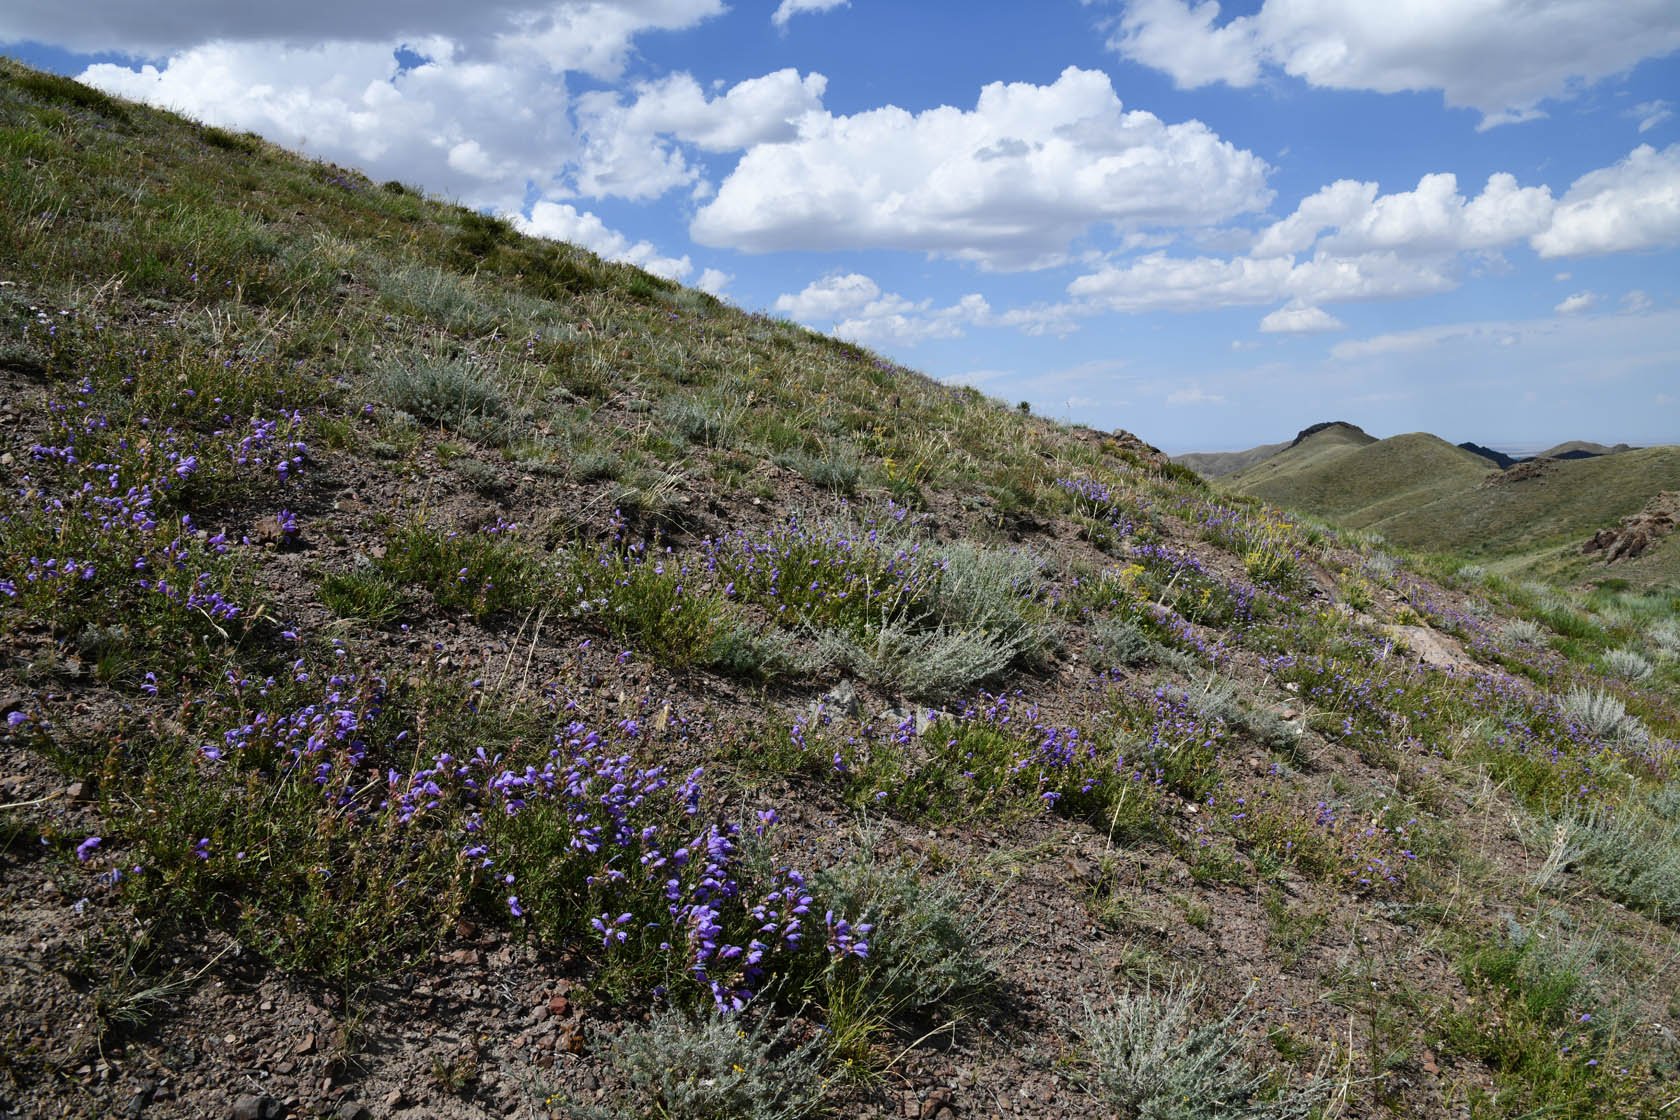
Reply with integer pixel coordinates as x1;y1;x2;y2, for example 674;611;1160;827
0;362;309;658
103;654;868;1010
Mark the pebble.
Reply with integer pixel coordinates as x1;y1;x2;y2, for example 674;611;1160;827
228;1094;281;1120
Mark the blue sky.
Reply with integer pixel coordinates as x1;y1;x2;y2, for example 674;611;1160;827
4;1;1678;452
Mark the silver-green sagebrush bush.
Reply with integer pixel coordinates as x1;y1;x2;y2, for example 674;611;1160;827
1602;648;1653;681
1079;975;1331;1120
1561;794;1680;924
1557;686;1647;745
810;835;1004;1029
578;1008;830;1120
376;352;508;431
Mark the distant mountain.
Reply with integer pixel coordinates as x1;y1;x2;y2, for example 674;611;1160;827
1536;440;1634;459
1182;426;1643;481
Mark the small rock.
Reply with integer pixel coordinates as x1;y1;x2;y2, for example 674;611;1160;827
124;1080;156;1119
0;452;14;467
546;994;570;1018
229;1094;280;1120
921;1087;956;1119
383;1089;406;1108
877;707;910;729
334;1104;371;1120
65;780;87;801
293;1032;315;1055
812;680;860;721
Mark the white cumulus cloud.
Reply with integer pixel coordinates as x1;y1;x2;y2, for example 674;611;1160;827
691;66;1272;270
1062;145;1678;318
771;0;849;29
81;40;576;212
1530;143;1680;258
5;0;725;76
1107;0;1680;129
515;201;691;280
775;273;992;346
1254;172;1556;259
569;68;827;198
1259;304;1343;334
1554;291;1598;314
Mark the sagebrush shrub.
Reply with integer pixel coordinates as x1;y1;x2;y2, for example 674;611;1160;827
822;619;1014;703
582;1007;829;1120
811;838;1002;1028
1647;619;1680;660
926;541;1056;662
1558;686;1644;744
376;354;506;429
1603;648;1653;681
1565;801;1680;924
1080;975;1329;1119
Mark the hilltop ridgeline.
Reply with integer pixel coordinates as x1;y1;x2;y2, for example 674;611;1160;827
1182;420;1678;586
2;60;1679;1120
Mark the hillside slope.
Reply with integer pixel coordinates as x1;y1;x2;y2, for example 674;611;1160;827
1373;446;1680;563
1173;438;1291;478
3;60;1679;1120
1227;429;1493;523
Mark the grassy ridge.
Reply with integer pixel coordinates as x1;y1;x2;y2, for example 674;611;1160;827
1227;430;1492;520
1221;425;1680;587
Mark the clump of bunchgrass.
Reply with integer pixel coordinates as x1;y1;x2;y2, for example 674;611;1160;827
1502;618;1545;645
378;517;545;619
772;444;862;494
659;393;742;449
318;567;406;623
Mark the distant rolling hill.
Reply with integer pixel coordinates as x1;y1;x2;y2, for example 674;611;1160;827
1175;420;1369;479
1210;424;1680;586
1223;426;1493;525
1174;439;1292;479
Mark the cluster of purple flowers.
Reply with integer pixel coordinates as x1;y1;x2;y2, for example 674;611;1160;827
191;669;867;1013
